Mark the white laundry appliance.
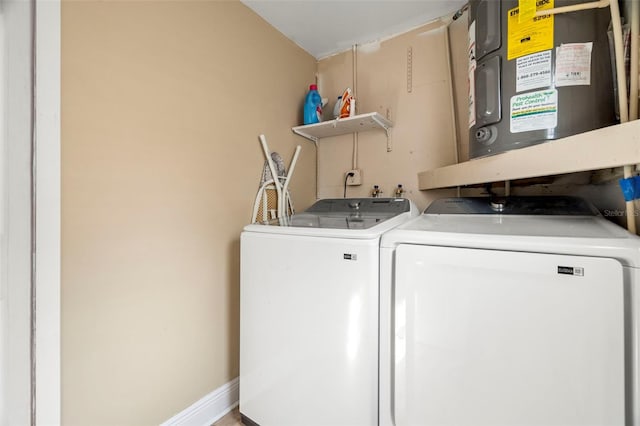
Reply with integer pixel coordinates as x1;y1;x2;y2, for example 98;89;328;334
379;196;640;426
240;198;418;426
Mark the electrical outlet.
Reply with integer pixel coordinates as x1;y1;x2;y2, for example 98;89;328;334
346;169;362;186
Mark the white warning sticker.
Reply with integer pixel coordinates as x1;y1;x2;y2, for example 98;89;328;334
468;62;476;128
468;20;477;128
510;89;557;133
555;42;593;87
516;50;552;92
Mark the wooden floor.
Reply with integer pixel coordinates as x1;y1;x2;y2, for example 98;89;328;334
213;407;243;426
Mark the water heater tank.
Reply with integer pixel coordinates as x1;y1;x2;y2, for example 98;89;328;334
468;0;616;159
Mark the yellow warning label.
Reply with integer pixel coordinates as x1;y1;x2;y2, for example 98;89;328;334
518;0;536;23
508;0;554;61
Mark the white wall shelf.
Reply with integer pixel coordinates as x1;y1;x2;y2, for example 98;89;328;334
292;112;393;149
418;120;640;190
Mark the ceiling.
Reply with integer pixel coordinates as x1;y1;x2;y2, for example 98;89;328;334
241;0;467;59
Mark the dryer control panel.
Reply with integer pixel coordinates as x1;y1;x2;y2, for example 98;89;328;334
425;196;599;216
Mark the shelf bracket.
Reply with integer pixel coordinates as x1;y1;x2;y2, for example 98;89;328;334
371;114;392;152
292;128;319;146
291;112;393;150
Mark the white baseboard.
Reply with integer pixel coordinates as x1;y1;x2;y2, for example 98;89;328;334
160;377;239;426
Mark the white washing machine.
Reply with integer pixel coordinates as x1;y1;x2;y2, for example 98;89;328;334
380;196;640;426
240;198;418;426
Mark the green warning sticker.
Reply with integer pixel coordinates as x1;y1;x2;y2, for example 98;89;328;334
510;89;558;133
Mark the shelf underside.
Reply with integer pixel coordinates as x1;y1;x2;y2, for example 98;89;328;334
418;120;640;190
292;112;392;142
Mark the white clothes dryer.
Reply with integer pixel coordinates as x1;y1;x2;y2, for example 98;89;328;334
240;198;417;426
380;196;640;426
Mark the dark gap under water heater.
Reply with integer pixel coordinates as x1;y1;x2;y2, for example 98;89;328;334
468;0;617;159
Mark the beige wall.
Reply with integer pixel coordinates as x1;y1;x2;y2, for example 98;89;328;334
61;1;317;424
315;11;632;217
316;21;460;211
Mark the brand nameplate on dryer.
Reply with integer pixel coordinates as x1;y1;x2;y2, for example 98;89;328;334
557;266;584;276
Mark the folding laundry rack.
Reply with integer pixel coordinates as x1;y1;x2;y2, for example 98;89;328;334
251;134;301;223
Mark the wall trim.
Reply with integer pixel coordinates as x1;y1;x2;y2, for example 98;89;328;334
35;0;62;424
160;377;239;426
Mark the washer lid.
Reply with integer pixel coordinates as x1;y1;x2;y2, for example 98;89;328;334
269;212;395;230
278;198;411;229
244;198;418;238
306;198;412;215
253;198;413;230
